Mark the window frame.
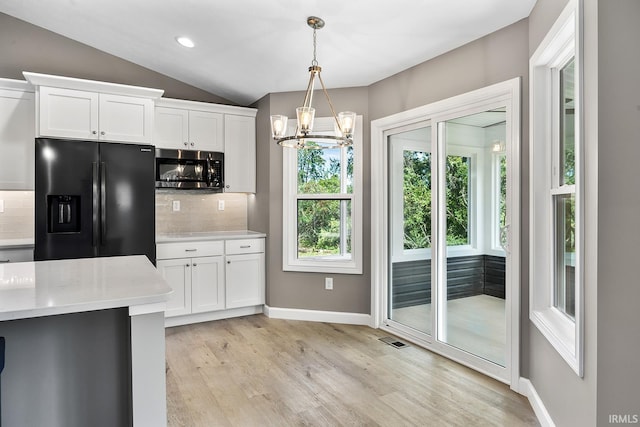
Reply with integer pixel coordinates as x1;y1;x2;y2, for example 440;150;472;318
529;0;584;376
282;116;363;274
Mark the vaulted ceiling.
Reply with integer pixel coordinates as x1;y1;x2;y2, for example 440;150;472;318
0;0;536;105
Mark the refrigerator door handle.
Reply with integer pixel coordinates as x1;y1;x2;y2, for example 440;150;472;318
92;162;100;247
100;162;106;245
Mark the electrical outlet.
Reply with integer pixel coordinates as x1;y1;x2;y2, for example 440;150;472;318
218;200;225;211
172;200;180;212
325;277;333;290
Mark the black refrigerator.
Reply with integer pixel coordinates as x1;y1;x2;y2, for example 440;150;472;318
34;138;156;263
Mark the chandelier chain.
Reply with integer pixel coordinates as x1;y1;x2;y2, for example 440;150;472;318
312;27;318;66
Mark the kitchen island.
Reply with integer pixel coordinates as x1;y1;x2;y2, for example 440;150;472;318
0;255;172;427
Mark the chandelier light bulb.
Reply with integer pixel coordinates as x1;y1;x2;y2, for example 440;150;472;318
296;107;315;134
339;111;356;136
270;115;288;139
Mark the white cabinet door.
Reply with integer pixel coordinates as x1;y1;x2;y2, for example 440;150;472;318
189;110;223;152
157;258;192;317
225;252;265;309
39;86;99;140
0;88;35;190
154;107;189;150
99;93;154;144
224;114;256;193
191;256;225;313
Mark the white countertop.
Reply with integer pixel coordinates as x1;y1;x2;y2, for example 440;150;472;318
0;255;172;321
156;230;266;243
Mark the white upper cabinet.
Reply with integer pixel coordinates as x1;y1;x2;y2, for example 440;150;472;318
38;86;98;140
154;98;257;193
98;93;154;143
189;110;223;152
24;72;163;144
0;79;35;190
224;114;256;193
155;106;223;151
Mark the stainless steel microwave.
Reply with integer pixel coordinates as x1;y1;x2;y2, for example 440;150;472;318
155;149;224;191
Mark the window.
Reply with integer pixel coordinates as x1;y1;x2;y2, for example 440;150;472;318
553;58;576;320
530;0;583;376
282;116;363;274
445;154;471;246
403;149;432;250
493;153;507;251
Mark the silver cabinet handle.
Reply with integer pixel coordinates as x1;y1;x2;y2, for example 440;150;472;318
186;264;190;267
92;130;97;135
225;185;230;189
192;263;197;267
227;261;231;264
240;245;251;248
0;259;10;263
190;142;195;147
183;142;188;146
100;131;105;136
185;249;197;252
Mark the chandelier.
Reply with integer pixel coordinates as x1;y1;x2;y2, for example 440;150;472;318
270;16;356;149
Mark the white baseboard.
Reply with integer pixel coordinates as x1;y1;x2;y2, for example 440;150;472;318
264;305;371;326
519;378;556;427
165;305;263;328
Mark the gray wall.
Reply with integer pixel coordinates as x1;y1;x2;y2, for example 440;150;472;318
0;12;233;104
596;0;640;424
251;20;529;316
252;88;371;313
526;0;599;425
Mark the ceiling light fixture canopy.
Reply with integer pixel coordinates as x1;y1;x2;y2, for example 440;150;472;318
270;16;356;149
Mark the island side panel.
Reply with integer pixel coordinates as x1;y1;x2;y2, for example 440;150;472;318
130;308;167;427
0;308;131;427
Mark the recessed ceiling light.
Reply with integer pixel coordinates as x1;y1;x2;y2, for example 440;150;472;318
176;36;195;48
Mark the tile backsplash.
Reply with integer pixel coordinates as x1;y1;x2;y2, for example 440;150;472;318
0;190;248;241
155;191;248;234
0;191;34;240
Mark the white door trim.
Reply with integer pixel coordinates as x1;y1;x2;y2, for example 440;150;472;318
370;78;522;391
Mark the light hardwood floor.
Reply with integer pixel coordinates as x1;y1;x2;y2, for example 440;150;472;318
165;315;538;426
392;295;506;365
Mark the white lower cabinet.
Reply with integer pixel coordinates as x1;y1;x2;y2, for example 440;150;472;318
156;258;191;317
156;255;224;317
191;256;225;313
226;253;265;309
157;237;265;323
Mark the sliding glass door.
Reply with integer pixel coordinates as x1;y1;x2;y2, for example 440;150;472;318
385;101;513;381
437;110;507;367
388;123;432;336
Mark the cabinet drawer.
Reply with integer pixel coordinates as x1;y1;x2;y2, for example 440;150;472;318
157;241;224;260
225;238;264;255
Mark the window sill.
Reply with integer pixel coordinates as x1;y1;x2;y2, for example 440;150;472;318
283;261;362;275
531;306;581;376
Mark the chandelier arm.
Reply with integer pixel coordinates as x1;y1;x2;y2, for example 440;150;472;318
304;70;316;109
317;72;343;133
